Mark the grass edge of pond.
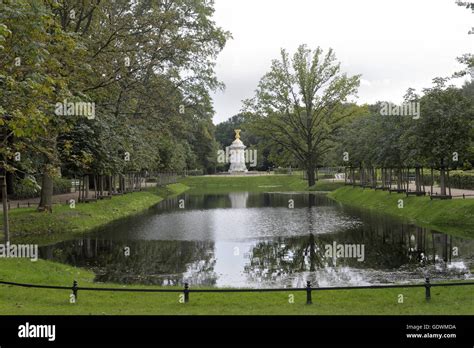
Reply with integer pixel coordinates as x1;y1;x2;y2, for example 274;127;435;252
328;186;474;239
0;183;190;246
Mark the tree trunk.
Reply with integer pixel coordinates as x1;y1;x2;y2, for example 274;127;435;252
309;233;315;271
397;167;402;190
119;175;124;193
439;167;446;196
85;175;90;199
415;167;421;192
38;165;54;212
306;165;316;187
1;174;10;243
6;171;14;195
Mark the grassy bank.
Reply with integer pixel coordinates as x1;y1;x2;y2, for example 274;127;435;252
180;175;344;193
0;183;189;245
0;258;472;315
329;186;474;238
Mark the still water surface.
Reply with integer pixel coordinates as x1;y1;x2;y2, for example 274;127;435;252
39;192;474;288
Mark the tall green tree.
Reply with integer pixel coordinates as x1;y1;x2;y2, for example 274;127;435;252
416;79;473;194
244;45;361;186
0;0;88;210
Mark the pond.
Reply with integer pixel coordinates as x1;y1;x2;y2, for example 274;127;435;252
39;192;474;288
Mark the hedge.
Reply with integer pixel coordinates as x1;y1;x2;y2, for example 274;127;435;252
449;171;474;190
186;169;204;176
11;177;72;200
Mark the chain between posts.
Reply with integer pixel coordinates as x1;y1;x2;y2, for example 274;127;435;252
0;279;473;305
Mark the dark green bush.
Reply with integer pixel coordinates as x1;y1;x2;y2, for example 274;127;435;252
11;176;72;199
274;167;292;174
449;171;474;190
187;169;204;176
12;177;41;199
53;177;73;194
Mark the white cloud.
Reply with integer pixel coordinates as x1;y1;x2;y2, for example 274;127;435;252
211;0;473;123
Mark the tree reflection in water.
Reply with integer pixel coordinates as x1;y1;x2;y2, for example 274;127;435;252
244;225;471;287
40;239;217;286
38;192;474;288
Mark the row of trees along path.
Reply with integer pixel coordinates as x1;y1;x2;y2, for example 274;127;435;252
344;166;474;199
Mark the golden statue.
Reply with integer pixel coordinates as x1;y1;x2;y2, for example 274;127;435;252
234;129;241;139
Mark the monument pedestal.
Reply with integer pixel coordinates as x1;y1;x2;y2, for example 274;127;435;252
228;129;248;174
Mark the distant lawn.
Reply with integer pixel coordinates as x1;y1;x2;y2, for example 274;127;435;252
308;180;345;192
0;258;472;315
180;175;343;194
329;186;474;239
0;183;189;246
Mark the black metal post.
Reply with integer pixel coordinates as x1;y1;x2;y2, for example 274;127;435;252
72;280;78;301
425;277;431;301
184;283;189;303
1;175;10;243
306;281;312;305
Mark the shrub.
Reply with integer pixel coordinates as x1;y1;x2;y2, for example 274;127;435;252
53;177;73;194
186;169;204;176
11;176;72;200
11;177;41;200
274;167;292;174
462;161;473;171
449;171;474;190
317;173;334;179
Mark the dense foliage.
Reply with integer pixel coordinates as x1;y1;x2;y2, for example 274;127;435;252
0;0;230;207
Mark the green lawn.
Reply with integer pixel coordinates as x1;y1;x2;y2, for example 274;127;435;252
0;258;472;315
329;186;474;239
0;183;189;245
180;175;344;193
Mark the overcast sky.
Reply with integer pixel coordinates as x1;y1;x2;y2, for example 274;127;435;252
210;0;473;124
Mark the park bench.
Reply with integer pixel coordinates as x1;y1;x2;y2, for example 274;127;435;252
97;195;112;200
80;198;97;203
389;188;406;194
406;190;426;196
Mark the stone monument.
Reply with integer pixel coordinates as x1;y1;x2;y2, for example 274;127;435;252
228;129;248;174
